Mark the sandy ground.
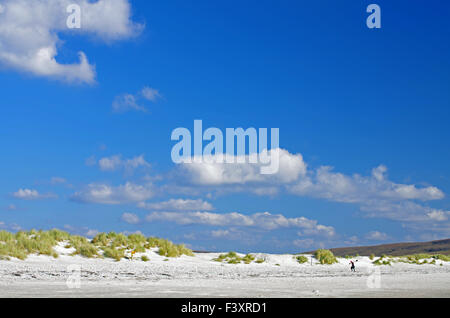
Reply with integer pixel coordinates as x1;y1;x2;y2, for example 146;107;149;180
1;247;449;298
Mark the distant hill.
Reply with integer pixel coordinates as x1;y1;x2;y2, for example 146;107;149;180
308;238;450;257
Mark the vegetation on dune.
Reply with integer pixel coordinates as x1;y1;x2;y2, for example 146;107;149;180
369;253;450;265
242;254;255;264
394;253;450;265
2;229;449;264
433;254;450;262
92;233;193;260
0;229;193;261
0;229;68;260
373;258;392;266
102;247;125;261
314;249;338;265
213;251;240;263
158;240;194;258
213;252;258;264
69;235;100;258
295;255;308;264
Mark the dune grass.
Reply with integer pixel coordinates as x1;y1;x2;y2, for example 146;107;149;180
0;229;193;261
102;247;125;261
369;253;450;265
373;257;392;266
394;253;450;265
213;252;258;264
91;233;194;260
0;229;67;260
314;249;338;265
295;255;308;264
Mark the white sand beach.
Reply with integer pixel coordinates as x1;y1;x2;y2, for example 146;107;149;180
1;245;449;298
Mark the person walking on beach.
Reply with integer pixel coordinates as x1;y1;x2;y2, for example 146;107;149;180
349;260;356;272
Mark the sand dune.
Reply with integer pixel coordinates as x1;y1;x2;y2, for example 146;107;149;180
1;246;449;298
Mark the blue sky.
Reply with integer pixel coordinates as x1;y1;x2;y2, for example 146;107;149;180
0;0;449;253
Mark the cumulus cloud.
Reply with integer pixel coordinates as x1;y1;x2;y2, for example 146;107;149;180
121;212;140;224
145;211;335;236
426;210;449;222
173;149;446;229
71;182;155;204
138;198;214;212
177;148;306;186
289;165;443;203
12;188;56;200
360;200;449;223
175;149;443;208
0;0;142;83
286;163;448;231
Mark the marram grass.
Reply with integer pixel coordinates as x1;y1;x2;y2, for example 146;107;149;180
295;255;308;264
314;249;338;265
0;229;194;261
213;252;257;264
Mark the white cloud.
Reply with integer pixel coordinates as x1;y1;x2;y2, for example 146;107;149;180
141;86;162;102
12;188;56;200
360;200;449;223
98;155;123;171
121;212;140;224
297;224;336;237
287;164;448;232
71;182;155;204
138;198;214;212
175;150;444;210
365;231;389;241
145;211;335;235
426;210;448;222
112;86;161;113
112;93;147;113
0;0;142;83
98;154;150;173
0;221;22;231
289;165;443;203
177;148;306;186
